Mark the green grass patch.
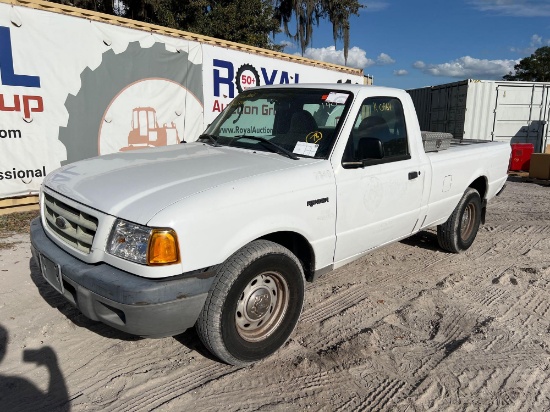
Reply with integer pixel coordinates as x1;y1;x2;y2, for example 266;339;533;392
0;210;40;240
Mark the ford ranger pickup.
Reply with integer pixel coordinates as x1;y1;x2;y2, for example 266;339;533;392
30;84;510;365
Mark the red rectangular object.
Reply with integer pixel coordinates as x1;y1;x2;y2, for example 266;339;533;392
509;143;534;171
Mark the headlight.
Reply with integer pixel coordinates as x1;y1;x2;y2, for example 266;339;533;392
107;219;180;265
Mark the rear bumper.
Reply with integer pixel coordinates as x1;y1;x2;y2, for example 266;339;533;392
30;218;215;337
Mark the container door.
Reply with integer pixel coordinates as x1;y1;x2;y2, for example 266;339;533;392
429;81;468;138
493;84;547;151
542;86;550;152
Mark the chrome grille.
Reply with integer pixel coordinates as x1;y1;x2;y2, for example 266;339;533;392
43;192;98;254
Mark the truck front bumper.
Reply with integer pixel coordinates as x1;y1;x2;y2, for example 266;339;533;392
30;218;215;338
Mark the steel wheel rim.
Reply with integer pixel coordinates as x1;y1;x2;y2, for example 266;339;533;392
460;202;476;240
235;272;289;342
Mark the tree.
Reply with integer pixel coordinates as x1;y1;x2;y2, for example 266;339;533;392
174;0;282;50
50;0;361;58
54;0;114;14
273;0;362;64
51;0;282;50
504;46;550;82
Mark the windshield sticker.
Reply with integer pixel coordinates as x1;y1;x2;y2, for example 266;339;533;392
293;141;319;156
306;131;323;144
324;92;348;104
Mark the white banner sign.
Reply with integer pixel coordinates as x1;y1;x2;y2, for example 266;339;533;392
0;2;363;199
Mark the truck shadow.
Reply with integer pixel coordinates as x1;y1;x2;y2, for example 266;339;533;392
506;176;524;183
29;258;140;342
400;230;441;251
507;175;550;187
172;330;220;363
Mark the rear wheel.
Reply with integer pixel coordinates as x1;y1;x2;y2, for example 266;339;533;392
196;240;305;366
437;188;482;253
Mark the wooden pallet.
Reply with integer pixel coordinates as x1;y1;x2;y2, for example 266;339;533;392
0;195;39;216
507;171;529;177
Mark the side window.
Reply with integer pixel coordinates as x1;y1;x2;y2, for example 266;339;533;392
343;97;409;164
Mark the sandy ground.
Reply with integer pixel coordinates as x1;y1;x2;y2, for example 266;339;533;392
1;178;550;411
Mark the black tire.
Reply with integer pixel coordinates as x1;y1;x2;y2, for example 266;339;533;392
437;187;482;253
196;240;305;366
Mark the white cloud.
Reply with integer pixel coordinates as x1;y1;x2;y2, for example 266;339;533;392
510;34;550;55
469;0;550;17
279;40;296;50
377;53;395;65
361;1;390;12
413;56;518;79
301;47;396;69
532;34;543;46
393;69;408;76
301;46;375;69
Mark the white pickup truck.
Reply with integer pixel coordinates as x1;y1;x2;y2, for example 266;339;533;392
30;84;510;366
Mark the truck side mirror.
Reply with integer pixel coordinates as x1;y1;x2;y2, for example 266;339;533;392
357;137;384;160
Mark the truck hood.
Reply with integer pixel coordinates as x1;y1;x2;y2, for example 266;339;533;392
44;143;306;224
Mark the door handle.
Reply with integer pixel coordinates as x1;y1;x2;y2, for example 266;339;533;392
408;171;420;180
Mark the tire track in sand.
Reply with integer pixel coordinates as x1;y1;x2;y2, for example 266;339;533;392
301;285;371;323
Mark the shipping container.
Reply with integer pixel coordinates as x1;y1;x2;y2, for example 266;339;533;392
407;79;550;152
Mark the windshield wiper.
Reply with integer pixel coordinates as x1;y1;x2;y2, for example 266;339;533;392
198;134;221;147
233;135;299;160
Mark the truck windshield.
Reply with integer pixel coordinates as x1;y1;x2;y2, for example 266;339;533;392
202;88;353;159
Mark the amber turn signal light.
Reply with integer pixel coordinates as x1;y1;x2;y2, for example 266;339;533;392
147;229;180;265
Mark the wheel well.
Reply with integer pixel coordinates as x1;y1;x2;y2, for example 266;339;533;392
469;176;488;224
469;176;487;200
259;232;315;282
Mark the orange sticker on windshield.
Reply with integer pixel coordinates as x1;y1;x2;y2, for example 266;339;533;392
306;131;323;144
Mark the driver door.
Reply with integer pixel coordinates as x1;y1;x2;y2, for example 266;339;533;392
334;96;426;264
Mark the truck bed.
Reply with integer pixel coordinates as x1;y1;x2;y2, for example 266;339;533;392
450;138;497;146
422;139;510;229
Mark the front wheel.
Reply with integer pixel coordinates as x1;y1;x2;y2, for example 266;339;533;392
196;240;305;366
437;187;482;253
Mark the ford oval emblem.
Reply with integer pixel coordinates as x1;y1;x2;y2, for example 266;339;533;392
55;216;67;229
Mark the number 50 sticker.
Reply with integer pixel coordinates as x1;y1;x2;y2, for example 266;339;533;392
235;64;261;93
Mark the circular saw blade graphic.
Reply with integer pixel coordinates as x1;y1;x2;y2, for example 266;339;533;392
58;41;203;165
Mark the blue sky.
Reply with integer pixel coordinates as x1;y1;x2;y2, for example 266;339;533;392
274;0;550;89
